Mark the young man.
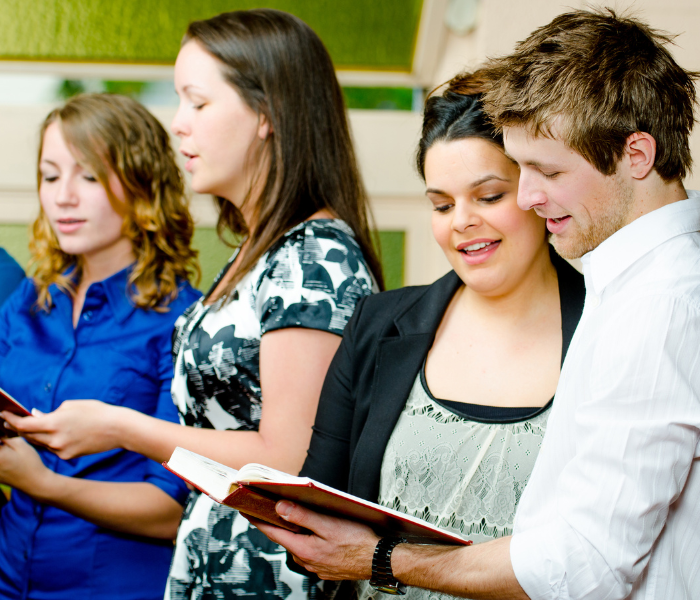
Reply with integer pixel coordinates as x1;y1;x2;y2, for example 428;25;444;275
253;9;700;599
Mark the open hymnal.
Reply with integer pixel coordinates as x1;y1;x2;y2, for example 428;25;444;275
164;447;471;545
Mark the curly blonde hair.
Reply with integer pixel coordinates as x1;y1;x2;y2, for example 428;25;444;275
31;93;199;311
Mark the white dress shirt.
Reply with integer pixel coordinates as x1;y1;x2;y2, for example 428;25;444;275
510;192;700;600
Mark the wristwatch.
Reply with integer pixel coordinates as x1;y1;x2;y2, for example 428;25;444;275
370;536;407;595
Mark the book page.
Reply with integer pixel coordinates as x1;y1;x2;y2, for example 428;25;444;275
237;463;310;485
167;447;241;500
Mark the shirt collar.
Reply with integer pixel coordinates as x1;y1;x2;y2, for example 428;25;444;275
50;263;137;324
581;190;700;295
99;265;138;323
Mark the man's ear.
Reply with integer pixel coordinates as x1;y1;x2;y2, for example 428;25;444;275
625;132;656;180
258;112;273;140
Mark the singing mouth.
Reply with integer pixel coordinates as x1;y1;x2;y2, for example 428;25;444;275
464;241;494;251
457;240;501;255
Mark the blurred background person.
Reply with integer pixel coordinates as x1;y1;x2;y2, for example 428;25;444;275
0;93;201;600
0;248;24;307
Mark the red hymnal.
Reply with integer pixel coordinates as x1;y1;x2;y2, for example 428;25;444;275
164;447;472;545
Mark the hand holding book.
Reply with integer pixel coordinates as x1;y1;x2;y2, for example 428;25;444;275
244;500;381;582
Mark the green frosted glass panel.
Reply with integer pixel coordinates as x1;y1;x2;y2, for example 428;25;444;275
342;87;414;111
0;0;423;70
0;224;32;270
377;230;404;290
192;228;236;294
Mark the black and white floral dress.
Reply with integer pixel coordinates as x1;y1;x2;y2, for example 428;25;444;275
166;219;377;600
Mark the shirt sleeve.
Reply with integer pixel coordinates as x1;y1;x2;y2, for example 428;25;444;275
257;224;375;336
510;294;700;600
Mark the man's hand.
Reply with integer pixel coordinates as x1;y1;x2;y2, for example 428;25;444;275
2;400;122;460
0;436;54;494
250;500;380;580
251;502;529;599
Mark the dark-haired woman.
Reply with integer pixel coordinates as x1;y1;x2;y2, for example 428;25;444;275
10;9;382;600
263;72;586;599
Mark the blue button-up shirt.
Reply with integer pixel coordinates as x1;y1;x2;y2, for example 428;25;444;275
0;267;201;600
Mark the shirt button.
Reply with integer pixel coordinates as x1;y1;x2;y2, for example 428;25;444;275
589;295;600;308
83;311;93;321
44;382;52;392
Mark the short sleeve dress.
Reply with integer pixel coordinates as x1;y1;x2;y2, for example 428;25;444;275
166;219;377;600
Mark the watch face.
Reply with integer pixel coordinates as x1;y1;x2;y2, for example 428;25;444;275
371;583;407;595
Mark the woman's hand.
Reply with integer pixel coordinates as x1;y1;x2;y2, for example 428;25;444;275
2;400;123;460
0;436;54;494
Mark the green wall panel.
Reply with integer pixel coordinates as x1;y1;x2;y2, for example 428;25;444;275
376;230;404;290
0;224;31;271
0;224;405;293
0;0;423;70
342;87;414;111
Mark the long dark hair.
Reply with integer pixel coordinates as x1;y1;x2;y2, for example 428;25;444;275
417;70;503;180
184;9;384;295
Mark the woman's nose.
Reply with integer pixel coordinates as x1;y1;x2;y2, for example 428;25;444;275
451;200;481;232
170;104;187;137
55;177;78;206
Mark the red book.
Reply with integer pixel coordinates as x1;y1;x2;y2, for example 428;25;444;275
0;386;31;438
163;447;472;546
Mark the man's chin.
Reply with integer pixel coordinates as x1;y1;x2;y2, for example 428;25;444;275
549;233;592;260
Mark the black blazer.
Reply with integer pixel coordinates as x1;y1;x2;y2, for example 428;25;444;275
300;249;585;503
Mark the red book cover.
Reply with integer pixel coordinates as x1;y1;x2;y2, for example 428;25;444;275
0;386;30;437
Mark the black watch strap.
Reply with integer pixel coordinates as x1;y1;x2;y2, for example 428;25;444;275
370;537;407;595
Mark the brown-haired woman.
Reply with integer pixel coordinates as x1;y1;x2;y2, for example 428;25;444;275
9;9;383;600
0;93;201;600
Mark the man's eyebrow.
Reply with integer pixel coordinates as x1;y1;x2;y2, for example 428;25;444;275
521;159;561;170
502;150;554;170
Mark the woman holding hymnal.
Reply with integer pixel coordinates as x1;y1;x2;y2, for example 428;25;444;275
267;72;586;599
0;94;201;600
5;9;383;600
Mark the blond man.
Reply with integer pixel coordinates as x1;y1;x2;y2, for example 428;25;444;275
253;9;700;600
